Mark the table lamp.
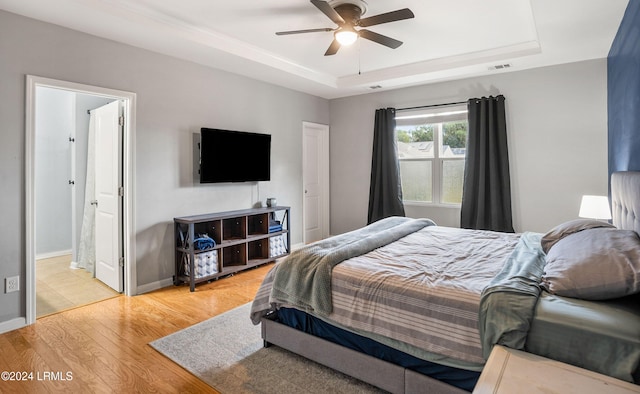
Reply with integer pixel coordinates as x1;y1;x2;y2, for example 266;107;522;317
578;195;611;220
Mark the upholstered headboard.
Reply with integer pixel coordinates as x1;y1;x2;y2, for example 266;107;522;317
611;171;640;234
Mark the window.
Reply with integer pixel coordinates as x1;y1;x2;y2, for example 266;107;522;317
395;107;468;205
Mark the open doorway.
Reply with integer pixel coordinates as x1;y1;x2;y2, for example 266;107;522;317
25;76;137;325
34;88;120;317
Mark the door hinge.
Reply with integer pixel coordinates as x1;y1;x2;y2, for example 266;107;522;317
119;116;124;126
118;186;124;197
119;257;125;267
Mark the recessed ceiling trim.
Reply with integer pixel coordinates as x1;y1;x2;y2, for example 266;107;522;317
67;1;542;93
83;0;340;88
336;40;541;88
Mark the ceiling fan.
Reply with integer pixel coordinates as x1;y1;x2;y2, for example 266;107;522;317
275;0;415;56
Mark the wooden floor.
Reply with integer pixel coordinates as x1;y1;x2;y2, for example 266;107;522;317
1;263;273;393
36;255;120;318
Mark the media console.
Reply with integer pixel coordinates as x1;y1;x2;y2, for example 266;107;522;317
174;206;290;291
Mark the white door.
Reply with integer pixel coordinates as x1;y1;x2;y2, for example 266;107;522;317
94;100;123;292
303;122;330;243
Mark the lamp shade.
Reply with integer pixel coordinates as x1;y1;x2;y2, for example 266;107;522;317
578;195;611;220
335;27;358;46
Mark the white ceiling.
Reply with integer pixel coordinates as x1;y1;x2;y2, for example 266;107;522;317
0;0;629;99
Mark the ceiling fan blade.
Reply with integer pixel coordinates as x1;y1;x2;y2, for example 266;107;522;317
276;28;334;35
358;29;403;49
311;0;345;25
324;39;341;56
358;8;414;28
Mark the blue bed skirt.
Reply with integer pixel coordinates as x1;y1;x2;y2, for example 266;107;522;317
276;307;480;392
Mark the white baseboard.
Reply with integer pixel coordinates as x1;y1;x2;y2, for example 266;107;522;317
136;277;174;295
36;249;72;260
0;317;27;334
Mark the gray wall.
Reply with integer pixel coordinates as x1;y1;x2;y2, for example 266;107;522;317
0;10;329;325
329;59;608;234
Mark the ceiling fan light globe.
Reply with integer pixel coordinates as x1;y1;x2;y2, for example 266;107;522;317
335;29;358;46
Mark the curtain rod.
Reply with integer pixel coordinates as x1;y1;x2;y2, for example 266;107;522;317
396;101;467;112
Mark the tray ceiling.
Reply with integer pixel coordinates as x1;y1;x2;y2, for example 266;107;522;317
0;0;628;98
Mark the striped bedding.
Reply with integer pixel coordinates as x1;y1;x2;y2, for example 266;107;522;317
251;224;520;369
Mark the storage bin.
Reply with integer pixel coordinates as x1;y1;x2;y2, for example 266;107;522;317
269;235;287;258
183;250;218;278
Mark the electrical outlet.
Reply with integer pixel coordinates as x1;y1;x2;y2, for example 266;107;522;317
5;276;19;293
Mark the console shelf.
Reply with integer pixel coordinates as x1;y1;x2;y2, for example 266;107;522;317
174;206;290;291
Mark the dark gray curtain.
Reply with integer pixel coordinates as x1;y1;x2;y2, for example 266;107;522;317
460;95;515;232
368;108;405;224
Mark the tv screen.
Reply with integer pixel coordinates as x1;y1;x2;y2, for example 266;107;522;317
199;128;271;183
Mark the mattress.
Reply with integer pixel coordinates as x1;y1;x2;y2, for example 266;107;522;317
252;222;521;370
325;225;519;367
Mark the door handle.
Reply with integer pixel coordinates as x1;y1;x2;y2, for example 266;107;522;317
90;200;98;206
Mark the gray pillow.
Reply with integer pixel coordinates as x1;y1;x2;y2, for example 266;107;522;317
541;219;615;254
541;228;640;300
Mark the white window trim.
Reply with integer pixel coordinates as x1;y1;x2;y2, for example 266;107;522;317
396;106;467;206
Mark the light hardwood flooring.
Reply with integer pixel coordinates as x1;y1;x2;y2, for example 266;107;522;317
2;262;273;393
36;255;120;318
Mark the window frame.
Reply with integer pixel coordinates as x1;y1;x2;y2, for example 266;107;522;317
395;106;468;207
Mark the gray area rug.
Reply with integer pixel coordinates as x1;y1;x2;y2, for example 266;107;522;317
150;303;385;393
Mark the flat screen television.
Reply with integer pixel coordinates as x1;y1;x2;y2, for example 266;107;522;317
199;128;271;183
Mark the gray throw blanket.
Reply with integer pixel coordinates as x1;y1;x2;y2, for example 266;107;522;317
478;232;546;359
271;216;436;316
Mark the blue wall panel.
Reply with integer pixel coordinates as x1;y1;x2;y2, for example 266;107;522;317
608;1;640;177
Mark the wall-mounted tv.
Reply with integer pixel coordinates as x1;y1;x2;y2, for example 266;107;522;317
199;128;271;183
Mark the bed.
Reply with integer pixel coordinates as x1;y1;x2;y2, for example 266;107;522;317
250;171;640;393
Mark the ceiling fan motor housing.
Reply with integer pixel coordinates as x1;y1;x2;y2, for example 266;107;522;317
334;4;364;25
330;0;368;19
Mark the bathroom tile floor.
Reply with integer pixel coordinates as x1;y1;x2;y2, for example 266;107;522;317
36;254;120;318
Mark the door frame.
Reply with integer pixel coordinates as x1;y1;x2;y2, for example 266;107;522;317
302;121;330;243
25;75;137;325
